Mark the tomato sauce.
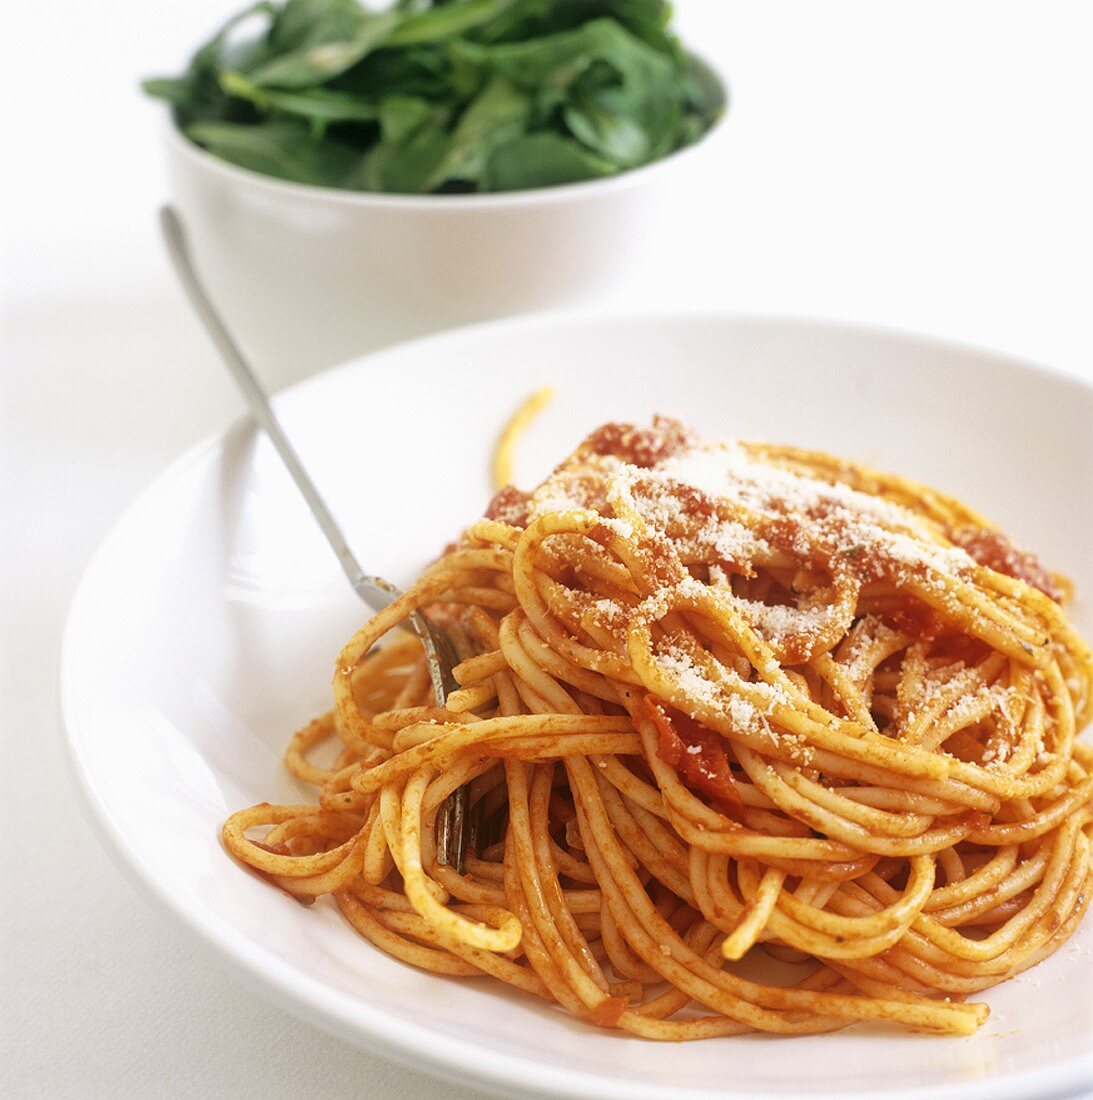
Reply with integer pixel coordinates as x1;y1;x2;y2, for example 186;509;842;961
484;485;531;527
951;527;1060;600
582;416;696;468
644;695;747;822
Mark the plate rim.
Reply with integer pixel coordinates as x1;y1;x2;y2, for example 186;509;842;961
60;309;1093;1100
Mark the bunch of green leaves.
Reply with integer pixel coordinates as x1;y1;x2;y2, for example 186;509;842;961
144;0;725;193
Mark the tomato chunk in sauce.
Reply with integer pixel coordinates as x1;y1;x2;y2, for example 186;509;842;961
581;416;696;468
644;695;747;822
951;527;1060;601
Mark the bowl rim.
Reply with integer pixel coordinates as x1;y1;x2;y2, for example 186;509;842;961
160;52;729;211
60;309;1093;1100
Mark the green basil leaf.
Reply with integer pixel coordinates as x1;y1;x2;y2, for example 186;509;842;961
600;0;679;57
332;45;452;99
482;131;614;191
425;73;531;188
563;99;648;167
358;122;451;192
221;70;381;122
377;95;439;144
248;8;399;88
144;2;275;124
185;119;363;186
191;1;277;78
452;21;610;92
268;0;357;53
385;0;520;47
141;77;195;105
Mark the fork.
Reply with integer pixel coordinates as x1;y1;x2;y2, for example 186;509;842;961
159;206;470;870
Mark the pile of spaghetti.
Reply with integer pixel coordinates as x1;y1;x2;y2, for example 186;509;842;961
225;418;1093;1037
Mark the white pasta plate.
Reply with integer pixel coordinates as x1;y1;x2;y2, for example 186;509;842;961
61;313;1093;1099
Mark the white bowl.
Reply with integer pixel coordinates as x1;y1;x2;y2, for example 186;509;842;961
163;74;727;389
62;313;1093;1099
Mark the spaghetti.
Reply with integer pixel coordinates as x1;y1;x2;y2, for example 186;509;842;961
225;417;1093;1037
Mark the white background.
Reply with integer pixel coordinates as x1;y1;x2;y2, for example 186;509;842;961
2;2;1092;1097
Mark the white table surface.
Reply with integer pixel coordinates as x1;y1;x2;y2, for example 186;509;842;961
2;2;1091;1097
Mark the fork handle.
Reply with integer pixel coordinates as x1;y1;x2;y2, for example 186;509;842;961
159;206;395;614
